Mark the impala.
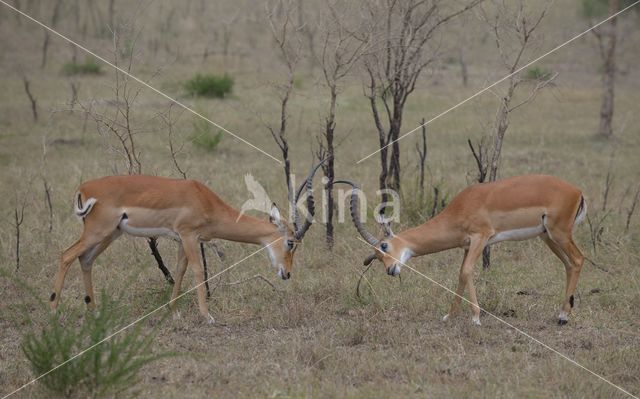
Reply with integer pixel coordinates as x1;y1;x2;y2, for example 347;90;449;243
50;164;323;323
338;175;587;325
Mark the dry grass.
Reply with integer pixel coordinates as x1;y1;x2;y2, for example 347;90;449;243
1;0;640;398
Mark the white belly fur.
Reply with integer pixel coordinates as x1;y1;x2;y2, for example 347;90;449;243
487;224;545;245
118;218;180;240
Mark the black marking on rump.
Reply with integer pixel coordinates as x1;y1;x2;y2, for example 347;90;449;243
84;295;91;304
541;214;547;233
117;213;128;230
569;295;574;308
77;193;83;210
50;292;56;302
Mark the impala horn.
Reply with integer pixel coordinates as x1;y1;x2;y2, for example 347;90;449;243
333;180;379;247
292;157;330;240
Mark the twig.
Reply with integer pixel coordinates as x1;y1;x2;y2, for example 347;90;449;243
625;185;640;233
147;238;174;285
355;262;374;300
22;76;38;121
43;179;53;233
201;243;211;298
14;200;25;272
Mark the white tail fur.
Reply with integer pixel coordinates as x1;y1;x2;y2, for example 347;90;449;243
574;196;587;226
74;192;97;219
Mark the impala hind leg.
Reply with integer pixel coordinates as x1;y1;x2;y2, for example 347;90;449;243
555;238;584;325
50;239;85;311
78;230;122;310
181;236;214;324
169;245;188;316
543;225;585;324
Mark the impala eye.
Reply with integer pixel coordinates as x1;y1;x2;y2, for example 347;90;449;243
380;242;388;252
287;240;294;249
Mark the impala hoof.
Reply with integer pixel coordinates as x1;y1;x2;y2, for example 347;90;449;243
207;313;215;325
172;311;181;321
472;316;481;326
558;311;568;325
442;314;450;322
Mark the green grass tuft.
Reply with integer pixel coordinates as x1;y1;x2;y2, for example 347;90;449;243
184;73;234;98
525;66;553;81
62;57;103;76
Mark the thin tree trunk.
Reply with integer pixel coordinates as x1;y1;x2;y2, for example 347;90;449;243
324;89;336;249
598;0;618;139
459;45;469;87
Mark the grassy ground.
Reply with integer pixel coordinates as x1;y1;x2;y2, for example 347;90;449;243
1;0;639;398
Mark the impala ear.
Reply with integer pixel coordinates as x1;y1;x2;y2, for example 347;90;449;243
363;253;377;266
269;203;282;225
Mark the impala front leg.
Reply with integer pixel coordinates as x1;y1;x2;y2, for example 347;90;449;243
444;236;487;325
443;249;469;321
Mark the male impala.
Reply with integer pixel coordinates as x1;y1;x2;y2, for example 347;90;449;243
50;165;322;323
339;175;586;325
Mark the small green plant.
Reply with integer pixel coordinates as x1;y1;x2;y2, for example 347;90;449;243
22;293;169;398
184;73;234;98
525;66;553;81
191;117;223;152
62;57;103;76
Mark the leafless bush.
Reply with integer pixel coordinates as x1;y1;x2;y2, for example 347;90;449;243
79;30;143;175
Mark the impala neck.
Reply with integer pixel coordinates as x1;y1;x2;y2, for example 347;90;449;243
207;205;280;246
398;212;465;256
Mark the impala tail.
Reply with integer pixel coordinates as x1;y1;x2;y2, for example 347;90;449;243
74;192;97;219
574;196;587;226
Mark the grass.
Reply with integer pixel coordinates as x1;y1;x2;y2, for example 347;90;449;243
191;116;224;152
1;0;640;398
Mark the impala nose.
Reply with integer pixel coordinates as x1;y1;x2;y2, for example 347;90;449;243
387;265;400;276
277;268;291;280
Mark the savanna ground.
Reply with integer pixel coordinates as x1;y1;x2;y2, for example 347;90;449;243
1;0;639;397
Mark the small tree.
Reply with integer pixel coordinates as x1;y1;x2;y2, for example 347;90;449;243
478;0;556;267
362;0;482;201
315;2;368;249
581;0;638;139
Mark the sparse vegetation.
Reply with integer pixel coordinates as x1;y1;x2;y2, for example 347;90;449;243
1;0;639;398
184;73;234;98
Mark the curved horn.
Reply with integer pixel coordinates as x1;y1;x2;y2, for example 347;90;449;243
293;157;330;240
333;180;379;246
